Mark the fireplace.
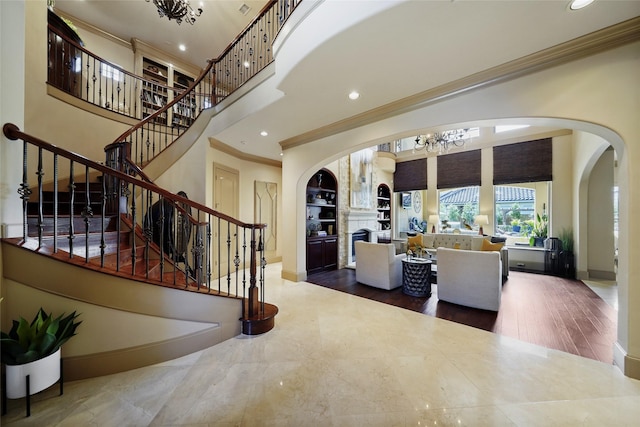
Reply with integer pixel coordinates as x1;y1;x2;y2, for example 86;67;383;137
345;210;378;266
352;229;370;262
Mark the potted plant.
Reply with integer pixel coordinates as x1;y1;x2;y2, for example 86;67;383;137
528;212;548;247
558;227;575;278
1;308;81;400
511;218;522;233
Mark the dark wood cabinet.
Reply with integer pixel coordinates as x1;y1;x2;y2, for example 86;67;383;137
306;169;338;274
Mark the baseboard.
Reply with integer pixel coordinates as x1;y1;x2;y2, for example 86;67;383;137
281;269;305;282
613;342;640;380
63;326;223;381
588;269;617;280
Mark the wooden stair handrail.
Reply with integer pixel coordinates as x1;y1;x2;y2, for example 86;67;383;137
3;123;265;230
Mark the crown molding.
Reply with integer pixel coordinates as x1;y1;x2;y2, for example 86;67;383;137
280;16;640;152
209;138;282;168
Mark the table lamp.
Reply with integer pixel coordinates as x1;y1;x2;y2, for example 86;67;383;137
428;215;440;233
474;215;489;235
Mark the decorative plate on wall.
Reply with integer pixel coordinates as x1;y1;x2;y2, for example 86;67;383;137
413;191;422;213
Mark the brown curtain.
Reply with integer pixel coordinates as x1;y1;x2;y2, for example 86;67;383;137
493;138;552;184
437;150;481;189
394;158;427;192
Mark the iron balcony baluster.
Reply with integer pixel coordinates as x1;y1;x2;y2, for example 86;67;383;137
68;162;75;258
37;148;44;246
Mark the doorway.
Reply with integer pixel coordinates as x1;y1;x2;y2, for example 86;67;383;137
212;163;239;273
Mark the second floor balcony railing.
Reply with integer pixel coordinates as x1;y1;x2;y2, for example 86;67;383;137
48;0;302;169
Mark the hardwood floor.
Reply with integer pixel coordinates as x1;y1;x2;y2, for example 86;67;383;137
306;268;617;364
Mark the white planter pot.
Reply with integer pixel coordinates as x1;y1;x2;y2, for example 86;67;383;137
5;348;61;399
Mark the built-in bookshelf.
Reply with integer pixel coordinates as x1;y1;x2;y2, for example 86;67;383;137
134;44;200;126
377;183;392;243
306;169;338;274
141;58;169;125
172;70;196;128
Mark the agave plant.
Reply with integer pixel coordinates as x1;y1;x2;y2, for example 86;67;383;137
1;308;82;365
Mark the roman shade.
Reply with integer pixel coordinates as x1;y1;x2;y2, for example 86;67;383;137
437;150;481;189
493;138;552;184
394;158;427;192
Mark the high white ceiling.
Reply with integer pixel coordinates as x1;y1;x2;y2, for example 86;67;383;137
54;0;270;68
52;0;640;161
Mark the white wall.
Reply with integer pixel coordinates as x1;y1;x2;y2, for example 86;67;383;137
588;148;616;279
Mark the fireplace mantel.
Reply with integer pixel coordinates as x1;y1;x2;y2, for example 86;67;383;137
344;209;378;265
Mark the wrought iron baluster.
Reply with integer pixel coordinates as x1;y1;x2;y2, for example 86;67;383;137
205;219;212;291
143;189;153;278
68;162;75;258
260;228;267;313
53;154;58;253
131;183;137;276
234;223;240;297
36;148;44;246
100;171;107;267
158;196;165;280
216;217;221;293
81;166;93;263
18;141;31;241
226;221;232;294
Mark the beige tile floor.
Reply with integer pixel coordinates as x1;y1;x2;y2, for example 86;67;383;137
4;263;640;426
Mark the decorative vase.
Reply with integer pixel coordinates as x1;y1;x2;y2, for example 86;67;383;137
5;348;61;399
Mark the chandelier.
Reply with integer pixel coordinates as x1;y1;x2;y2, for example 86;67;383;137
146;0;203;25
414;128;472;154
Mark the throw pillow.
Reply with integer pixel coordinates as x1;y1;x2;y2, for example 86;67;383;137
422;234;435;249
482;238;505;252
407;235;422;252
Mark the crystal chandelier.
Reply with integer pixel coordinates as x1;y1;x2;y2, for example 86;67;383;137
414;128;472;154
146;0;203;25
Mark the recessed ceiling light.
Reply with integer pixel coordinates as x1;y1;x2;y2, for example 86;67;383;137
348;91;360;100
243;61;250;68
260;131;268;136
569;0;596;10
178;44;186;52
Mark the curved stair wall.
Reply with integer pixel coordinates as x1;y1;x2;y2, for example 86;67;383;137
2;242;241;381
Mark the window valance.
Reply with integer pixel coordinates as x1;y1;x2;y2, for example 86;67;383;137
437;150;481;189
493;138;552;184
394;158;427;192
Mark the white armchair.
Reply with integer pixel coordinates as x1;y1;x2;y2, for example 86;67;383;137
355;241;405;290
436;247;502;311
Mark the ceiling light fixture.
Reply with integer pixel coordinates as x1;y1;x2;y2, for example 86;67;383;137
414;128;473;154
260;131;268;136
146;0;203;25
178;44;186;51
348;91;360;100
569;0;596;10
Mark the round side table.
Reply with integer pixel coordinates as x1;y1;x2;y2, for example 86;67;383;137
401;258;432;297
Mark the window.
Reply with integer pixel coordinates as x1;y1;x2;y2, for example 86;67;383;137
494;182;549;242
100;63;124;82
438;186;479;232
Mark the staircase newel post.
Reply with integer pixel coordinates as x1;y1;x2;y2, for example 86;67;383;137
248;227;260;318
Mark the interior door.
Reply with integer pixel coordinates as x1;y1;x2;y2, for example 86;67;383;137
213;163;239;275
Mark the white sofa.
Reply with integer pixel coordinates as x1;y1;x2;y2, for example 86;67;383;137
354;241;405;290
407;233;509;278
436;247;502;311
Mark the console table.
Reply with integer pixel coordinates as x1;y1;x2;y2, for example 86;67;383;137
507;245;548;273
401;258;432;297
